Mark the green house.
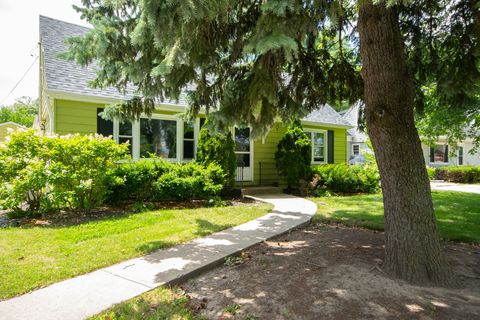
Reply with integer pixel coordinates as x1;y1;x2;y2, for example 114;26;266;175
38;16;352;186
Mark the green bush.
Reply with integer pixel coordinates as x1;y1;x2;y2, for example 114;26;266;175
427;167;436;180
275;120;312;189
106;159;173;203
0;130;128;215
154;162;225;200
431;166;480;183
311;163;380;194
196;121;236;188
107;160;225;202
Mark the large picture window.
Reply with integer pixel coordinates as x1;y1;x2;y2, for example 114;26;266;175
140;118;177;158
305;130;326;163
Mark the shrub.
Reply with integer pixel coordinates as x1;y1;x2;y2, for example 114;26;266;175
426;167;436;180
275;120;311;189
196;121;236;188
433;166;480;183
106;159;173;203
311;163;380;194
154;162;225;200
107;160;225;202
0;130;128;215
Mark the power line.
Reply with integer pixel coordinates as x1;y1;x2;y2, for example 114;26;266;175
0;55;39;106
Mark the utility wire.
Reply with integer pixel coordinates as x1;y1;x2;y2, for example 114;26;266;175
0;55;39;106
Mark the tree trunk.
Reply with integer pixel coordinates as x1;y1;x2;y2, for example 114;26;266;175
358;1;454;286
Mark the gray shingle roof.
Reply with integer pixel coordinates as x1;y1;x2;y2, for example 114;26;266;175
39;15;187;106
341;101;368;142
303;104;352;127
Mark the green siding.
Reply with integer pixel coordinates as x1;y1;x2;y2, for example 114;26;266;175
53;98;348;186
251;122;348;185
303;124;347;165
54;99;180;135
251;123;286;185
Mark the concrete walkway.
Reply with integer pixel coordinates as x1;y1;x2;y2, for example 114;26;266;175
0;194;316;320
431;181;480;194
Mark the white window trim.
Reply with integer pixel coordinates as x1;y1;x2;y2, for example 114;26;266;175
429;144;450;165
305;129;328;164
113;114;201;162
352;143;360;156
232;126;255;182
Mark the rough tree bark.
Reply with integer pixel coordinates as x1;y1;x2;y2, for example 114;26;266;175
358;1;454;286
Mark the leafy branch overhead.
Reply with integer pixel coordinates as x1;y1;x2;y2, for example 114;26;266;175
65;0;479;141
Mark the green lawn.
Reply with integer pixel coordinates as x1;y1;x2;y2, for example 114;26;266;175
0;203;272;299
311;191;480;243
90;287;199;320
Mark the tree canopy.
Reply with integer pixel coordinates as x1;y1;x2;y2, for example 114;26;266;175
0;96;38;127
65;0;479;139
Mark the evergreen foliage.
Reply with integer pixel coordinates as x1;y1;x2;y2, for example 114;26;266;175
274;120;311;189
196;121;236;188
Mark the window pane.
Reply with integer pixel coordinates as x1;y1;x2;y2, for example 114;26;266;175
458;147;464;165
236;153;250;167
433;145;447;163
184;122;194;139
313;132;325;162
235;128;250;152
140;118;177;158
96;108;113;137
119;120;132;136
183;140;194;159
119;137;132;155
353;145;360;156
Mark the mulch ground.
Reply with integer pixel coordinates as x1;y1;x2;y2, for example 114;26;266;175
181;223;480;320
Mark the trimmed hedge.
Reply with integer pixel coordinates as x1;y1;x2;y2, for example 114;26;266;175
310;163;380;195
107;160;225;202
431;166;480;183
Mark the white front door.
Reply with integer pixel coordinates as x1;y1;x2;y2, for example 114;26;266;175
234;127;253;181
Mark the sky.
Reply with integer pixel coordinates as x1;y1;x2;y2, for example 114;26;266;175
0;0;90;106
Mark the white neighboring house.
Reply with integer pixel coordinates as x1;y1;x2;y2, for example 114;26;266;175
340;101;480;167
340;101;372;164
422;137;480;167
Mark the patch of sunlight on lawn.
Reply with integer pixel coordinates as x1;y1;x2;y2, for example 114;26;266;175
309;191;479;243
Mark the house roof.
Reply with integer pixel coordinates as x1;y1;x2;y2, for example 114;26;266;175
302;104;352;128
40;15;350;128
39;15;187;106
0;122;25;128
340;101;368;142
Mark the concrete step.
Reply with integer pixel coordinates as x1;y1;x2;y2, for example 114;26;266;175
241;186;282;196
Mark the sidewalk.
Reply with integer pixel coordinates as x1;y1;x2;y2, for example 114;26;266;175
0;194;317;320
431;181;480;194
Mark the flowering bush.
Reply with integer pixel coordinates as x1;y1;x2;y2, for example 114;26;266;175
0;130;128;216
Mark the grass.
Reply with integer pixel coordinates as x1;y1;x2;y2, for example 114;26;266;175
311;191;480;243
0;203;272;299
90;287;201;320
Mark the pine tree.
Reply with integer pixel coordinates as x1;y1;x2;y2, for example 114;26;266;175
65;0;480;286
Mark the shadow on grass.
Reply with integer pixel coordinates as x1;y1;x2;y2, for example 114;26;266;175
194;219;233;237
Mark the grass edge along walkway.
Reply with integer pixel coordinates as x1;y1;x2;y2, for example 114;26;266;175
310;191;480;243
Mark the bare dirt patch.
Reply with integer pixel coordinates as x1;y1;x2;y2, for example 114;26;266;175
182;223;480;320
